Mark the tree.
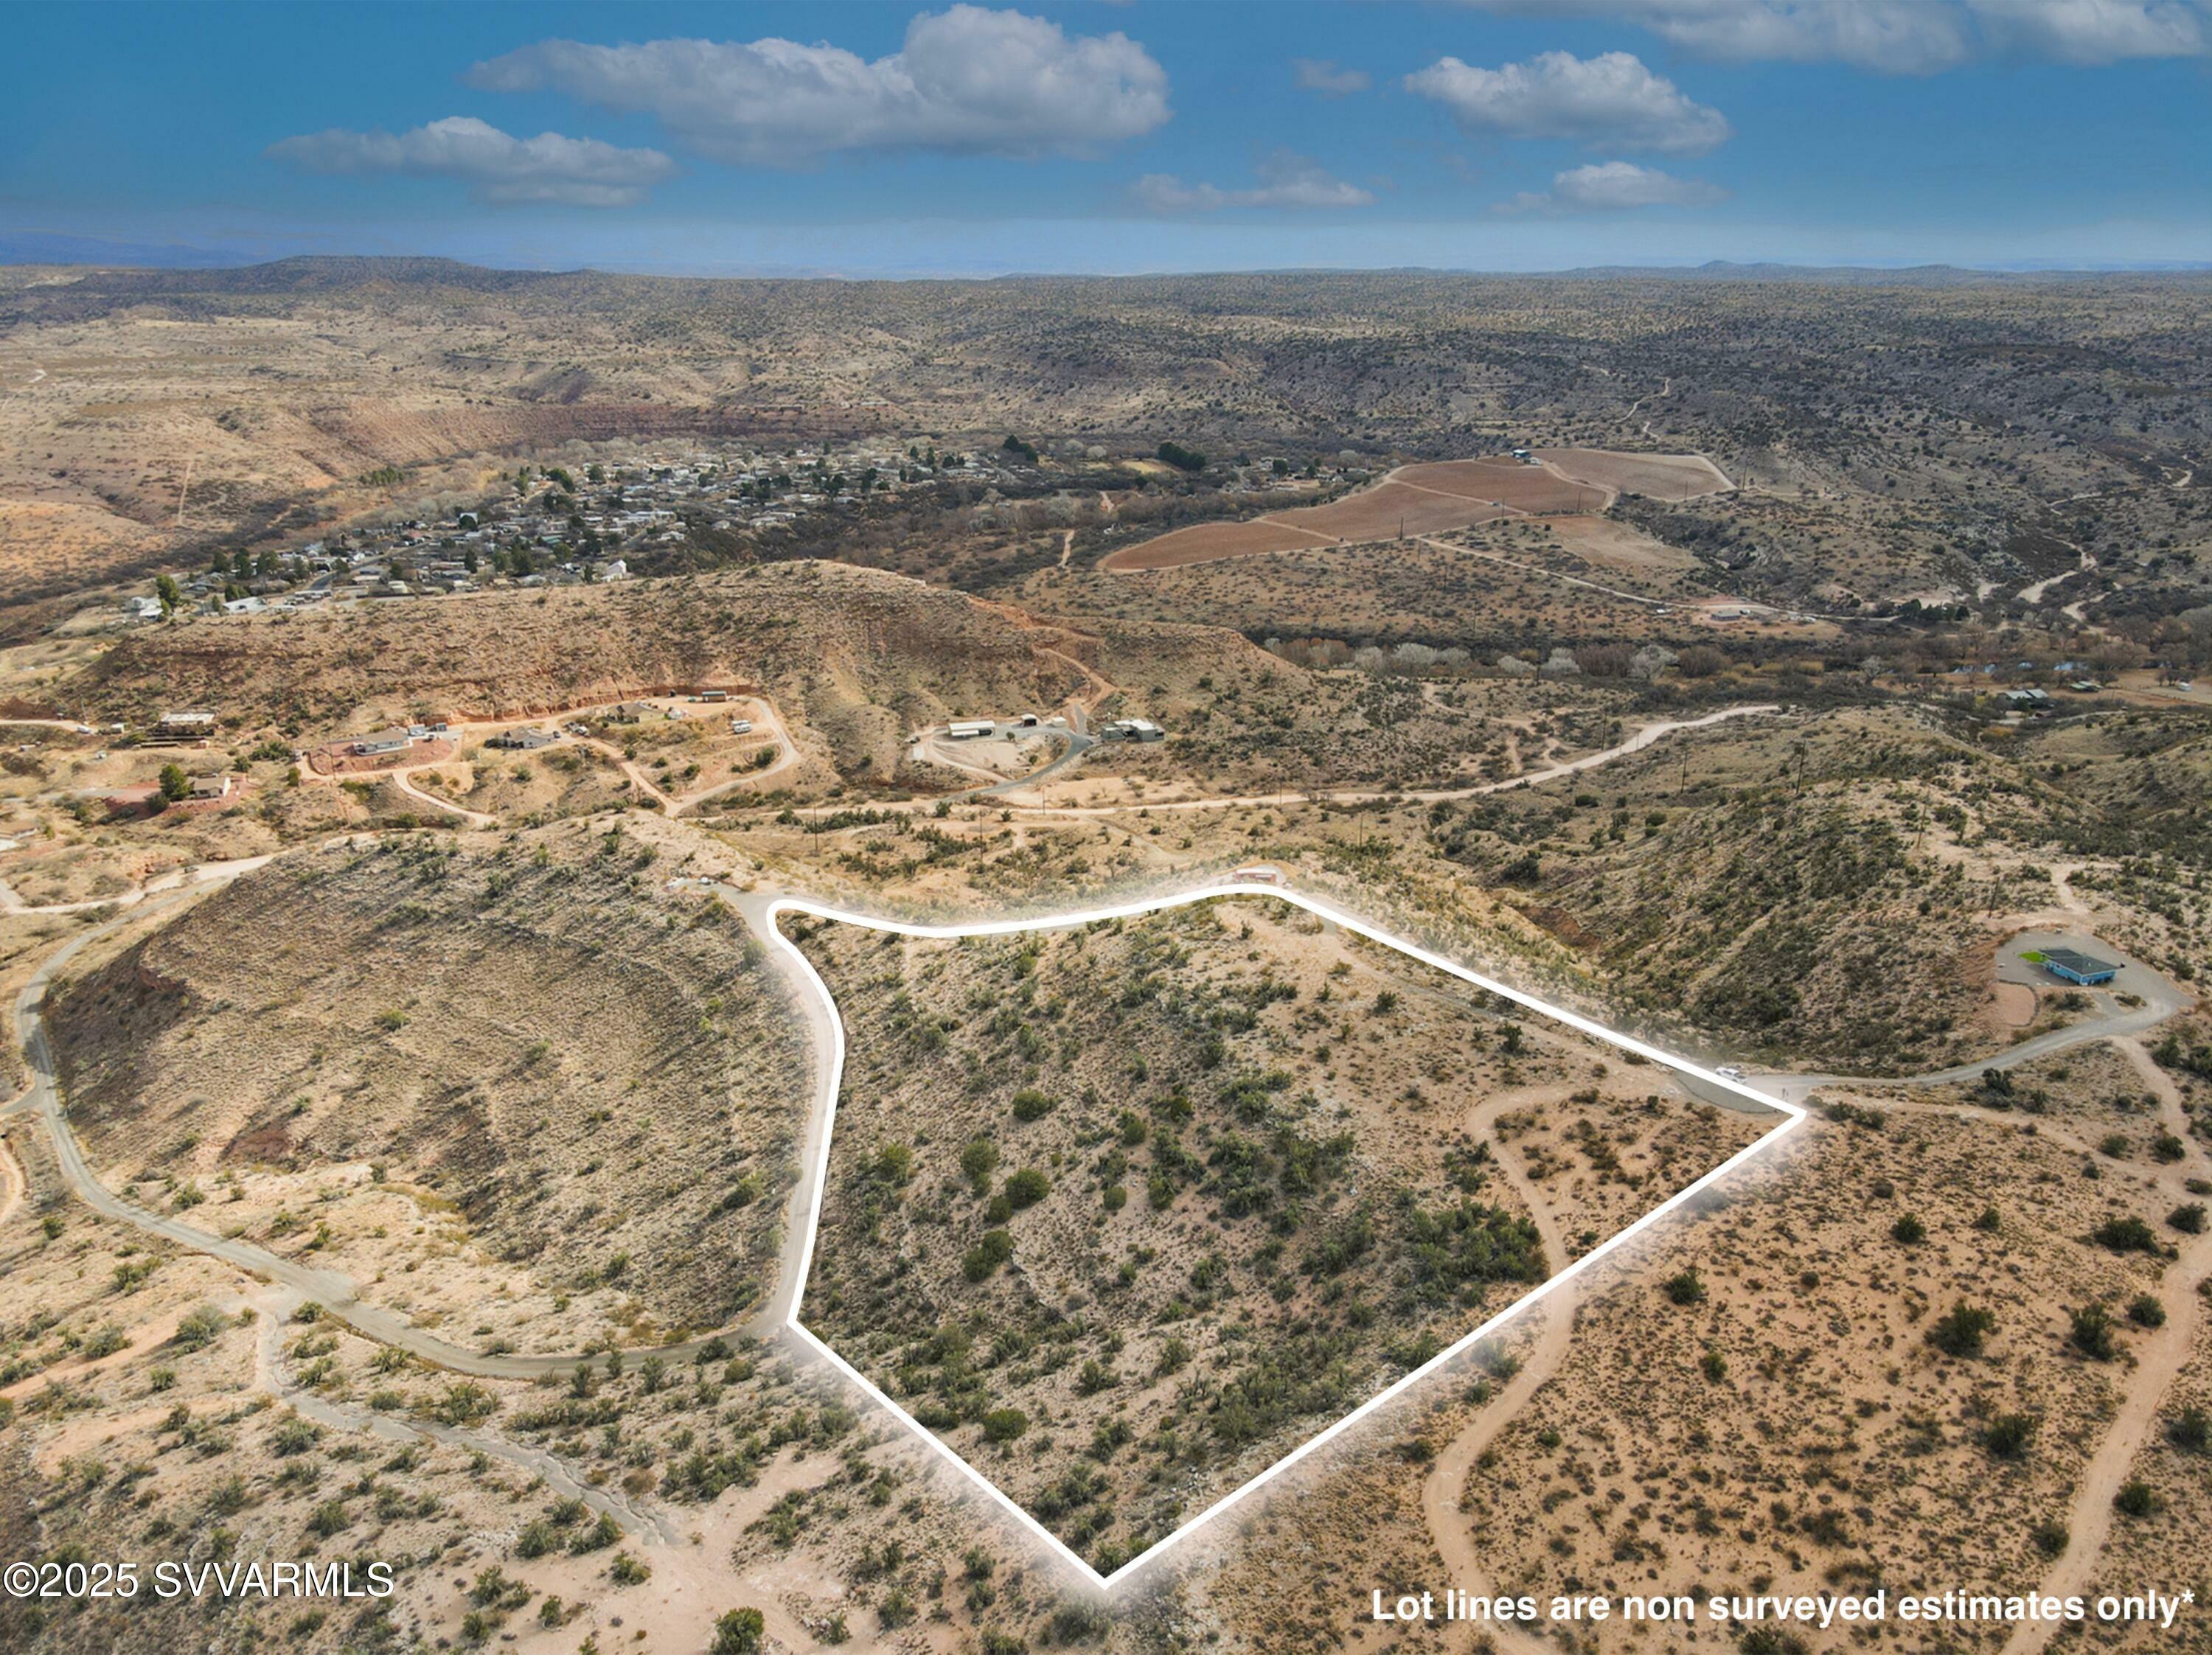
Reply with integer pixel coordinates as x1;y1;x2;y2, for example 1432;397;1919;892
159;764;192;802
154;573;181;619
712;1608;765;1655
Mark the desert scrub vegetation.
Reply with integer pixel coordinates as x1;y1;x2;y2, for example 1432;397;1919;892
44;828;809;1347
793;895;1759;1565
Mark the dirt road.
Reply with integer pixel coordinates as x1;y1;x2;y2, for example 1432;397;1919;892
10;886;800;1381
2000;1039;2212;1655
1020;703;1782;816
1419;1087;1583;1655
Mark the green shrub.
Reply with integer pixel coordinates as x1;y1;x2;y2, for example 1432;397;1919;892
2113;1480;2159;1519
962;1230;1015;1283
1983;1412;2037;1460
2069;1304;2118;1361
712;1609;766;1655
961;1138;999;1194
173;1306;227;1351
1927;1301;1995;1358
2092;1215;2159;1253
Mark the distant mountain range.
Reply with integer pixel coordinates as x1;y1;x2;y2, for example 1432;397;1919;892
3;232;2207;286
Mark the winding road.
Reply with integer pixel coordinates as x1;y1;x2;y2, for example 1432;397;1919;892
24;692;2187;1604
1005;703;1781;816
8;878;832;1382
1416;903;2203;1651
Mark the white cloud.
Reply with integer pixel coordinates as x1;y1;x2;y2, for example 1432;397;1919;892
267;116;675;206
1130;152;1377;214
1972;0;2208;62
1292;58;1371;96
1497;160;1728;214
466;5;1170;166
1453;1;2207;73
1405;50;1731;154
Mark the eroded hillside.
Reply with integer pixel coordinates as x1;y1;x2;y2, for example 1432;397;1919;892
44;827;804;1351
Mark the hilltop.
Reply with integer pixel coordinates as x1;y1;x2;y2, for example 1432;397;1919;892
55;562;1294;780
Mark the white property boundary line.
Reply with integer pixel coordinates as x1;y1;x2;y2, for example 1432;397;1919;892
764;880;1806;1594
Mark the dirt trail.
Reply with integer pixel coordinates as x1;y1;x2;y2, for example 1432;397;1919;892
1630;374;1672;439
0;851;279;917
2020;540;2095;606
670;698;804;815
247;1287;677;1543
12;880;802;1380
0;1129;21;1227
1024;704;1782;817
390;766;495;826
1419;1085;1582;1655
1417;533;1675;610
2000;1039;2212;1655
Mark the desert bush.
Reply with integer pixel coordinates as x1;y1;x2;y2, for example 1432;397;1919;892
2092;1215;2159;1253
1927;1301;1996;1358
2113;1480;2159;1519
1663;1269;1706;1306
172;1306;226;1350
2069;1304;2118;1361
1982;1412;2037;1460
712;1609;766;1655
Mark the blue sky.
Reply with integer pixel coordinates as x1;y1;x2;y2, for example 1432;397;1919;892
4;1;2208;273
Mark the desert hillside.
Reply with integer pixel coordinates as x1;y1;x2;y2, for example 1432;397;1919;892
44;828;806;1349
795;893;1770;1569
57;560;1296;777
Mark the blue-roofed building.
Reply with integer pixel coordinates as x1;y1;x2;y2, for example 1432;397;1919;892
2037;947;2118;986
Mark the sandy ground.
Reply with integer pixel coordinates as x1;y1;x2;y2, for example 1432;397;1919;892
1537;447;1735;501
1100;456;1612;572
